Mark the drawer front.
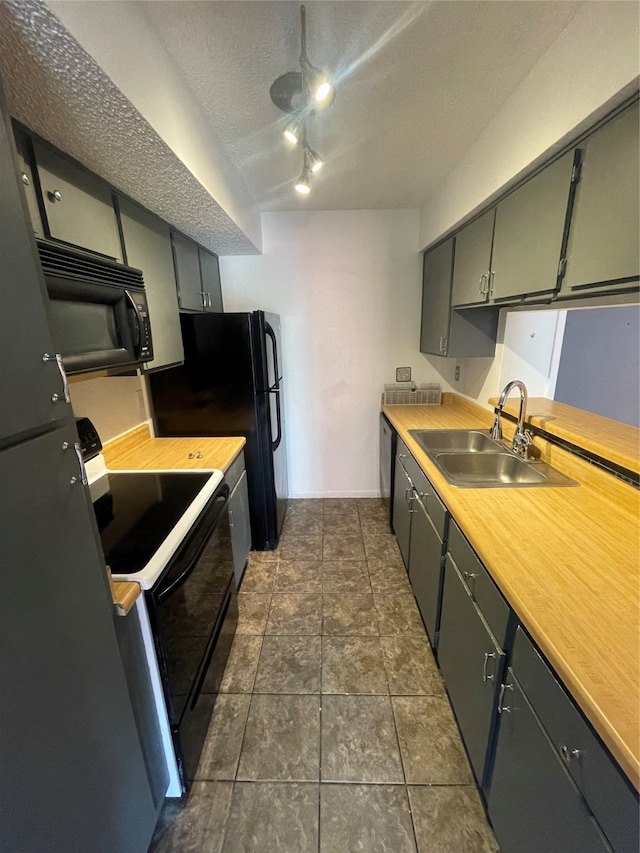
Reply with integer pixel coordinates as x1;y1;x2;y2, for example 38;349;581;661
397;439;447;539
512;626;639;853
224;451;245;492
447;521;510;648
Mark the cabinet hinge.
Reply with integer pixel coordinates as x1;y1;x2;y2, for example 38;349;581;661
557;257;567;279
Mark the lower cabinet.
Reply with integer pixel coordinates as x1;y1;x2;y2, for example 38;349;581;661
225;452;252;587
488;670;612;853
437;557;505;787
392;447;413;567
408;492;445;648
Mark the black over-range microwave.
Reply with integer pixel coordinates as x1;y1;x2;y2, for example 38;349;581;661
39;240;153;375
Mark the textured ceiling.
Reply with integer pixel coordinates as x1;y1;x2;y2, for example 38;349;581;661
0;0;259;254
142;0;583;211
0;0;584;251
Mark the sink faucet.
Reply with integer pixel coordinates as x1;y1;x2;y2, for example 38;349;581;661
490;380;532;458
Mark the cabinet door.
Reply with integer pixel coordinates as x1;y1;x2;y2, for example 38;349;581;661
0;94;69;443
488;672;612;853
11;127;43;238
408;497;444;648
437;557;505;786
33;141;122;260
199;247;224;312
490;150;575;301
119;198;184;370
563;101;639;294
392;457;412;569
0;425;157;853
420;238;453;355
172;231;204;311
229;469;252;588
451;208;495;307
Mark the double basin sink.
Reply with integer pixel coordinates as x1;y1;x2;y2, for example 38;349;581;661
408;429;577;488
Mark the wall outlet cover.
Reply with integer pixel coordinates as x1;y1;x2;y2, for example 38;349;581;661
396;367;412;382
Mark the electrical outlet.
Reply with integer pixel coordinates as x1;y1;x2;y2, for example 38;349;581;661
455;366;461;381
396;367;411;382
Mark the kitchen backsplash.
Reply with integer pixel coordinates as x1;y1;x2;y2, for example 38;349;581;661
69;374;150;443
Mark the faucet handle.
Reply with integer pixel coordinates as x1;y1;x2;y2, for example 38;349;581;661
490;414;502;441
513;429;533;458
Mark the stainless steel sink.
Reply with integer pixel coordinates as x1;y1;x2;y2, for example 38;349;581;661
408;429;577;488
431;451;577;488
410;429;502;454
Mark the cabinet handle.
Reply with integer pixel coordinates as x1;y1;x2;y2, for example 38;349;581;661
47;189;62;202
43;352;70;403
399;454;407;459
21;172;30;186
228;509;234;529
482;651;496;682
497;681;513;713
201;291;207;309
405;487;414;503
560;745;582;763
63;440;88;486
441;336;447;354
488;270;495;295
463;570;477;596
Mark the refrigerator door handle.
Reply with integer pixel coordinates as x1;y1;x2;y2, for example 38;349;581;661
264;322;281;388
269;387;283;451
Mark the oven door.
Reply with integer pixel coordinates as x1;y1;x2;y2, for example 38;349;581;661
147;483;237;789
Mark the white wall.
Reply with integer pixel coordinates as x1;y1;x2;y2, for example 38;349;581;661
69;375;150;444
420;1;640;248
221;210;450;497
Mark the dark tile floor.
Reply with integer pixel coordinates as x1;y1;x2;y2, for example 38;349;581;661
149;498;499;853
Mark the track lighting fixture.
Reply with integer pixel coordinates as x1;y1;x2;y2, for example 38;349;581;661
269;5;335;195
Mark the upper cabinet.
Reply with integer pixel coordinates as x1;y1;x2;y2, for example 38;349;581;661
171;231;223;313
421;238;498;359
32;141;123;261
561;101;639;296
12;128;44;239
118;198;184;371
451;208;495;307
490;149;576;302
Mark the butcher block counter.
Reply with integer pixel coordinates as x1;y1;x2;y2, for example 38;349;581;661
382;396;640;790
102;423;245;473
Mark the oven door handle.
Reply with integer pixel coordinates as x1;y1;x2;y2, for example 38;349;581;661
156;492;228;603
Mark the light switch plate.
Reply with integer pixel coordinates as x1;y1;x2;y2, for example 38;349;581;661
396;367;411;382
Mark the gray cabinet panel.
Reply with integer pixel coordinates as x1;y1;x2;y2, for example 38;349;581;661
199;247;224;312
437;558;505;785
563;101;639;293
12;127;43;238
392;454;412;569
447;520;510;648
172;231;203;311
0;97;68;443
512;627;639;853
420;238;453;355
408;497;444;647
451;208;495;307
119;197;184;371
491;150;574;301
488;671;612;853
229;469;252;588
0;425;157;853
33;140;122;260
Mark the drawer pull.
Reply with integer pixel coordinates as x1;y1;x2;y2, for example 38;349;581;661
463;571;477;596
498;681;513;713
560;744;582;763
482;651;496;682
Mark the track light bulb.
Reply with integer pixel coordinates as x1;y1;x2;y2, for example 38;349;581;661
295;166;311;195
305;146;324;173
284;118;303;145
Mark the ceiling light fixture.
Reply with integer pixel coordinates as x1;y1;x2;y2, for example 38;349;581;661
270;5;335;195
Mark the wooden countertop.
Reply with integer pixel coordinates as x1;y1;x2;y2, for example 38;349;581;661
102;424;246;473
488;396;640;475
383;397;640;790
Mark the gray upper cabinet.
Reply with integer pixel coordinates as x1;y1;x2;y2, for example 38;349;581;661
199;247;224;312
32;141;123;260
119;198;184;371
172;231;204;311
562;100;640;295
421;238;454;356
0;98;69;443
451;208;495;307
490;150;576;302
12;128;43;239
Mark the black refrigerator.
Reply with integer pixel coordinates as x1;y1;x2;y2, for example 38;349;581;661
148;311;288;550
